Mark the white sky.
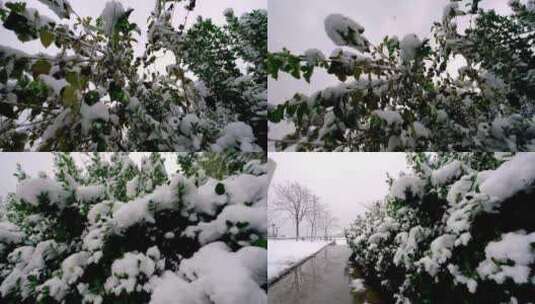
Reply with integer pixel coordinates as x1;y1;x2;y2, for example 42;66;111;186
0;152;180;197
267;0;512;145
268;152;408;236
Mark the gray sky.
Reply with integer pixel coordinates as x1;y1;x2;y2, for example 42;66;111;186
268;152;408;236
0;152;180;197
0;0;266;64
268;0;512;145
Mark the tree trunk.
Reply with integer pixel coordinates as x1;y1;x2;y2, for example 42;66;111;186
295;217;299;241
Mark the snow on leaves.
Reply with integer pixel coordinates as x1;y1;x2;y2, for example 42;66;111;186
269;1;535;151
0;153;272;303
0;1;266;151
346;153;535;303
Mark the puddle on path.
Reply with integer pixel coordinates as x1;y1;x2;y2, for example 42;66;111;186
268;245;384;304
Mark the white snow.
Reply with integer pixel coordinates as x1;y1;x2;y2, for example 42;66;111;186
267;239;330;282
442;2;463;20
446;174;474;204
477;230;535;284
412;121;430;138
76;184;106;202
113;175;194;230
149;271;198;304
373;110;403;126
212;122;260;152
334;237;347;245
324;14;369;52
105;251;158;296
61;251;90;284
351;278;366;292
400;34;422;62
179;113;200;136
0;45;29;58
16;177;67;208
394;226;428;268
480;153;535;201
37;277;68;301
0;222;24;247
417;234;456;276
304;48;326;65
431;160;465;186
177;242;267;304
100;1;126;36
39;75;68;96
80;101;110;135
37;0;72;19
151;243;266;304
389;175;425;200
23;7;56;27
1;240;64;299
190;205;266;245
126;176;139;199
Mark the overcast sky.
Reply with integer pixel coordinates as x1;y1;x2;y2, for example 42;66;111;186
268;152;408;236
268;0;512;146
0;153;180;198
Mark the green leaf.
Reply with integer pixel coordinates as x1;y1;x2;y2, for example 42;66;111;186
215;183;225;195
253;238;267;249
0;69;7;83
0;102;16;119
62;85;78;108
4;12;37;42
31;59;51;78
65;71;80;89
236;222;249;229
268;105;284;123
84;91;100;106
5;2;27;14
109;81;127;103
39;30;54;48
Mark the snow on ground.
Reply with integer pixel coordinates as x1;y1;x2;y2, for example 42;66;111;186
335;237;348;245
268;239;331;282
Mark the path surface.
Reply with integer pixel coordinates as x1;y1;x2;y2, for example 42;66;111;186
268;244;384;304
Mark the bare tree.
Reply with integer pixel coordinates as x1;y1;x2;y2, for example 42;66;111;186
305;195;322;240
272;181;311;240
318;209;339;240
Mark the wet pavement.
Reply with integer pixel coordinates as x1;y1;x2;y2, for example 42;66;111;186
268;244;384;304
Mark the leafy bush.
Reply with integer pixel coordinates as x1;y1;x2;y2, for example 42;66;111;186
0;0;266;151
0;152;272;303
268;0;535;151
346;152;535;303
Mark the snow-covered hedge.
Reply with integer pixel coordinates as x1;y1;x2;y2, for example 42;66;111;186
346;153;535;303
0;152;272;303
